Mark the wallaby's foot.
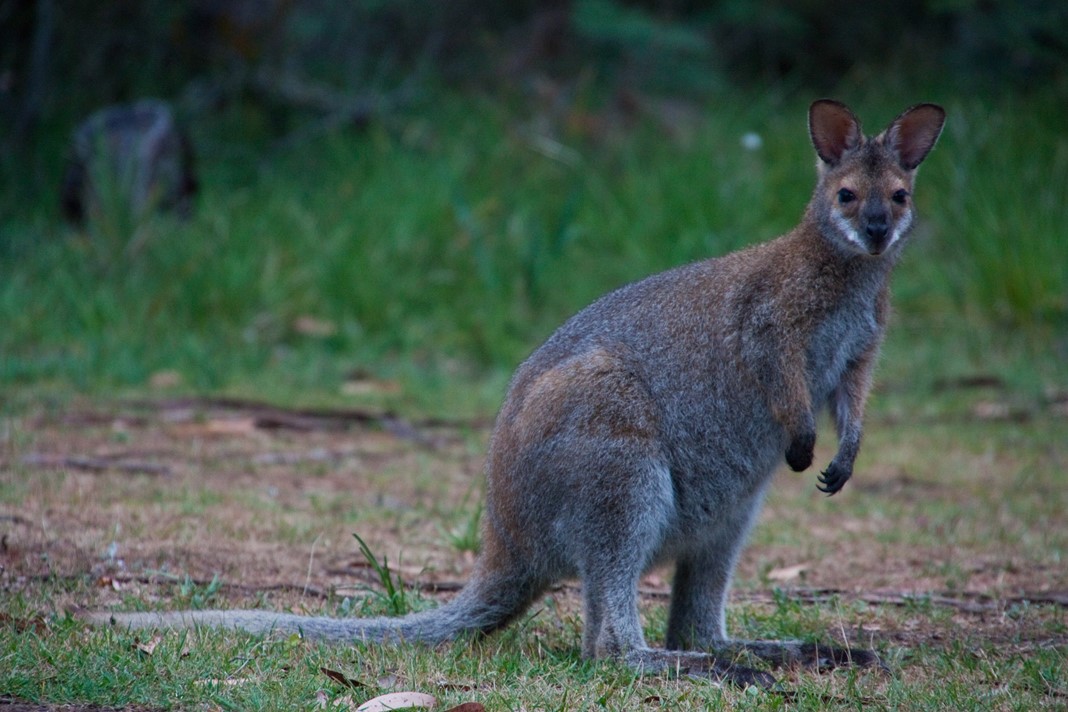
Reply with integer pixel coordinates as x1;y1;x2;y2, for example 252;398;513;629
794;642;886;673
708;640;885;674
785;431;816;472
624;648;777;689
690;659;778;690
817;461;853;495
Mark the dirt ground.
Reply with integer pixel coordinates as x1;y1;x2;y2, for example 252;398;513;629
2;397;1066;670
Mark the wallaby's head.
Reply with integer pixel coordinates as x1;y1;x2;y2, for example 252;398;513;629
807;100;945;257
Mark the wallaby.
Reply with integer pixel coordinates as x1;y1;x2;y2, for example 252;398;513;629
91;100;945;687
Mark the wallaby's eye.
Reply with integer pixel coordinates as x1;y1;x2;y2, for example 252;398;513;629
837;188;856;204
892;189;909;205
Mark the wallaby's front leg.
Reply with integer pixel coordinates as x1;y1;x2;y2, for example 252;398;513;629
772;341;817;473
783;408;817;472
818;338;881;495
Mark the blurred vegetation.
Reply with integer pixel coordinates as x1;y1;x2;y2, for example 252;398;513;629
1;1;1066;412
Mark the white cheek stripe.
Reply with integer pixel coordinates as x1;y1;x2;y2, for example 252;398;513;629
886;209;913;250
832;212;867;251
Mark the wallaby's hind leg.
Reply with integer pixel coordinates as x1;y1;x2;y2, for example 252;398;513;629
574;481;774;686
665;556;732;649
665;496;765;651
496;349;669;660
663;502;883;674
569;452;773;687
574;457;671;660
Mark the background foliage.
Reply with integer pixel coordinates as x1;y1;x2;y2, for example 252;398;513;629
1;0;1066;409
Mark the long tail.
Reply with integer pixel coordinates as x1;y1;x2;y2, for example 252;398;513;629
86;569;539;644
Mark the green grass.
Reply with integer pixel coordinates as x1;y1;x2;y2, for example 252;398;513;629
1;578;1064;710
917;90;1068;326
2;85;1065;415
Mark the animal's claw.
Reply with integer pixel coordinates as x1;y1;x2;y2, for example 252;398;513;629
816;461;851;495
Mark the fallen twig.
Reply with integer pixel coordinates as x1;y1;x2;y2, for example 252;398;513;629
19;453;171;477
0;514;33;526
91;571;331;600
251;448;347;466
27;566;1068;615
730;587;1068;613
120;396;478;447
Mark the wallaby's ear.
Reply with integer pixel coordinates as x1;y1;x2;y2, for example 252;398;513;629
809;100;862;166
884;103;946;170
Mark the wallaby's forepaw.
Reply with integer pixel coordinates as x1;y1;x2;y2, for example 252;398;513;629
816;461;852;495
796;642;886;673
785;432;816;472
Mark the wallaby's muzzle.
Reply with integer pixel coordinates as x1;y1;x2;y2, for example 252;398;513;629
861;207;891;254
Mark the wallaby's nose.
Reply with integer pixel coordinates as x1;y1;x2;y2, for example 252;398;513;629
863;212;890;254
865;219;888;241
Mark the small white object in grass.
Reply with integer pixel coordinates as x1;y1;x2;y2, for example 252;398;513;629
741;132;763;150
766;561;809;582
355;691;437;712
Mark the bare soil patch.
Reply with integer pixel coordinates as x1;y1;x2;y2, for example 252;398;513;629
2;398;1065;658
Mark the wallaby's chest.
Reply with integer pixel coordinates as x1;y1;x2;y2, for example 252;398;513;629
806;293;882;399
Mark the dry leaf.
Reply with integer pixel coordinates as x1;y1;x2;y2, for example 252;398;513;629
355;691;437;712
134;634;163;656
179;638;193;658
341;379;402;397
642;573;667;588
149;370;183;389
972;401;1011;420
172;417;259;438
767;562;810;582
442;704;484;712
317;690;359;710
0;612;48;634
321;667;366;690
205;417;259;435
294;316;338;338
